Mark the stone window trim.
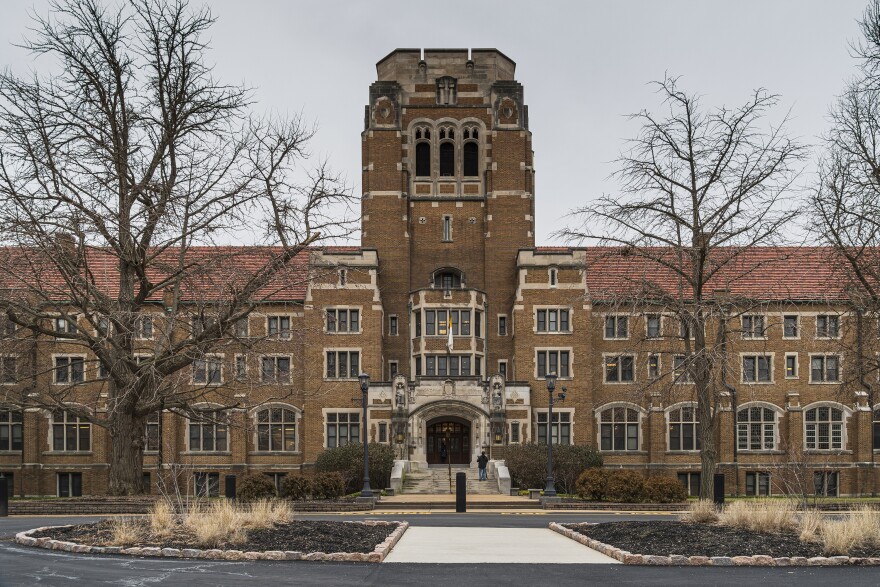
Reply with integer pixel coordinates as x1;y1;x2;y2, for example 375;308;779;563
672;354;694;385
644;313;663;339
0;407;24;452
736;401;784;452
802;401;852;452
408;118;486;179
249;403;301;454
338;269;348;287
52;314;79;338
498;314;508;337
602;353;636;384
498;360;508;380
422;308;473;337
266;314;294;340
808;353;842;384
534;306;573;334
594;402;647;452
533;407;574;446
144;411;161;453
549;267;558;287
534;348;573;380
665;402;702;453
872;403;880;451
51;353;87;385
509;420;521;444
781;313;801;339
260;354;292;384
192;353;224;386
234;354;248;381
647;354;661;380
45;404;92;453
0;354;18;385
784;352;799;379
389;314;399;337
321;408;364;449
442;215;453;242
133;315;154;340
185;403;231;454
324;348;362;381
739;352;775;384
746;471;772;496
602;314;629;340
325;306;362;334
741;314;768;339
815;314;842;340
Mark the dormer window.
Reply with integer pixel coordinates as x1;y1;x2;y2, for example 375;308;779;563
432;268;463;290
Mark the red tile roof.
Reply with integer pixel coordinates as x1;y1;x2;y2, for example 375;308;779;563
578;246;849;301
0;246;315;303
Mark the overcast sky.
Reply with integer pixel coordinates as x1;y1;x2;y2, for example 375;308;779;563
0;0;869;245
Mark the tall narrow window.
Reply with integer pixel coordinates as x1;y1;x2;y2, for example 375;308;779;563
439;142;454;176
442;216;452;241
463;142;479;176
415;142;431;177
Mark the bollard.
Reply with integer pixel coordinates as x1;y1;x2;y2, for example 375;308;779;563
225;474;236;500
455;472;466;513
713;473;725;507
0;476;8;517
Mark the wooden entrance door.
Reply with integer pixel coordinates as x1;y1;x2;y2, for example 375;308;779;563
426;421;471;465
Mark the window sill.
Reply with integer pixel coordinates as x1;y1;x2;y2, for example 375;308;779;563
604;381;636;385
602;337;630;341
740;381;774;385
42;451;93;456
181;451;231;456
323;378;359;382
599;450;648;455
665;450;701;455
249;451;302;456
0;450;23;455
804;449;851;455
808;381;842;385
534;331;572;335
737;450;785;455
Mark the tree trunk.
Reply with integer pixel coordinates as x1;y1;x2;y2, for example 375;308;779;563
108;410;146;496
698;403;717;500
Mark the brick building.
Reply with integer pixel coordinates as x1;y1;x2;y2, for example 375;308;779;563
1;48;879;498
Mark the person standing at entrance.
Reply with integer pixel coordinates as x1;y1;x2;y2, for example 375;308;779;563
440;441;448;463
477;451;488;480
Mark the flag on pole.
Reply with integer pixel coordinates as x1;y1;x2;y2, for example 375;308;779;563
446;316;453;352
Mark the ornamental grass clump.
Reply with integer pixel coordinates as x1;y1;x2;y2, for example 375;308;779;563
109;516;143;546
798;508;822;543
718;499;797;533
185;500;246;548
820;506;880;555
149;499;176;539
245;499;292;529
681;499;718;524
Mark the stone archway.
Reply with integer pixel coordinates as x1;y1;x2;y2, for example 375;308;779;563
410;399;489;467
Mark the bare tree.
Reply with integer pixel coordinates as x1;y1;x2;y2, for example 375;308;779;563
814;1;880;459
0;0;352;494
559;77;805;499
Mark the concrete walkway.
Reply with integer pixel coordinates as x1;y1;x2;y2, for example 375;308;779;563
383;527;620;564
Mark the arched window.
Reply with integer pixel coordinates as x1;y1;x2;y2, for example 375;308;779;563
257;407;298;452
416;142;431;177
439;142;455;176
599;406;640;451
805;405;845;450
668;405;700;451
463;142;479;177
737;405;777;450
432;268;463;289
51;409;90;452
0;408;22;451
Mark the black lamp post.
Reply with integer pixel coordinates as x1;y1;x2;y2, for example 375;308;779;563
544;372;560;497
359;372;373;498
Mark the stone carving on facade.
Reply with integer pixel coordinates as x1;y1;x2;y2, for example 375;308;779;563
442;379;455;397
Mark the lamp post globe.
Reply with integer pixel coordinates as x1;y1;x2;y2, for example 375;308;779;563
359;373;373;498
544;372;558;497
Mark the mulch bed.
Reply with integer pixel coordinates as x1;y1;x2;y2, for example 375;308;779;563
31;520;395;554
564;521;880;559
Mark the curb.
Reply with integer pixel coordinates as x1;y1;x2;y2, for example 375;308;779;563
548;522;880;566
15;521;409;563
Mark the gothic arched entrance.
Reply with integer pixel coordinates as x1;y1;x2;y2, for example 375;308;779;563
426;416;471;465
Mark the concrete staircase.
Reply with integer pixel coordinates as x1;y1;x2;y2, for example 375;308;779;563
401;465;499;495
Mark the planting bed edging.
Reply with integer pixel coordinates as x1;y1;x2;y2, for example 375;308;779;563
15;521;409;563
548;522;880;566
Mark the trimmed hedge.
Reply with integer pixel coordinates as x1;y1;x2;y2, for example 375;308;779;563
280;475;311;500
575;470;688;503
314;443;395;494
236;473;277;501
310;472;346;500
505;443;602;495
